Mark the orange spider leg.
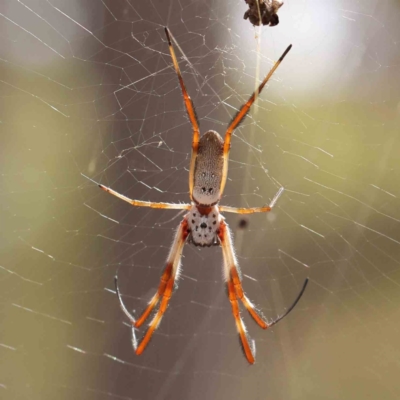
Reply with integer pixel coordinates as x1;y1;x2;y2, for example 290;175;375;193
135;219;189;354
115;219;189;354
115;270;172;329
136;275;175;355
134;262;173;328
227;279;256;364
219;221;269;330
219;221;260;363
220;188;284;214
230;268;268;328
218;221;308;348
99;184;191;210
219;205;272;214
232;260;309;332
164;27;200;201
219;45;292;196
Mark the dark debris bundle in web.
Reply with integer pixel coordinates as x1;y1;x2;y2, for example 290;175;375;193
243;0;283;26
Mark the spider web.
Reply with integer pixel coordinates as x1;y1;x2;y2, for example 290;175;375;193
1;0;400;399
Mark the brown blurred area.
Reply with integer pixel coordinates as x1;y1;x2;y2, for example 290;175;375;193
1;1;400;399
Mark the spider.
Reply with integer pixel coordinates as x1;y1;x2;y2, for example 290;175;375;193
100;27;308;364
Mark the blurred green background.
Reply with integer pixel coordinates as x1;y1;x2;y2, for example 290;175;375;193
1;1;400;399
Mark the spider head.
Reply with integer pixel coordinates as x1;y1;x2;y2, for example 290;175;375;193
192;130;224;206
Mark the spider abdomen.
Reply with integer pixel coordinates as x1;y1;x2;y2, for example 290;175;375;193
187;205;221;247
192;130;224;205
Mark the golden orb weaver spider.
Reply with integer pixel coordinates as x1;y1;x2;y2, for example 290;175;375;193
100;27;308;364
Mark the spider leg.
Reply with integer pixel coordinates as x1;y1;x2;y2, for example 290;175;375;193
219;220;308;363
136;273;176;355
269;277;309;327
164;27;200;201
114;244;177;329
115;275;136;325
99;184;191;210
218;221;263;364
219;45;292;196
220;187;284;214
227;279;256;364
134;263;173;328
219;220;269;330
134;219;189;355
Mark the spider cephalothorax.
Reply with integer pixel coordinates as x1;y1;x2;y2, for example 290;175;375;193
99;27;308;364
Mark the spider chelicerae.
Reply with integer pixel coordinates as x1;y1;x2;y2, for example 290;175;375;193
99;28;308;364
